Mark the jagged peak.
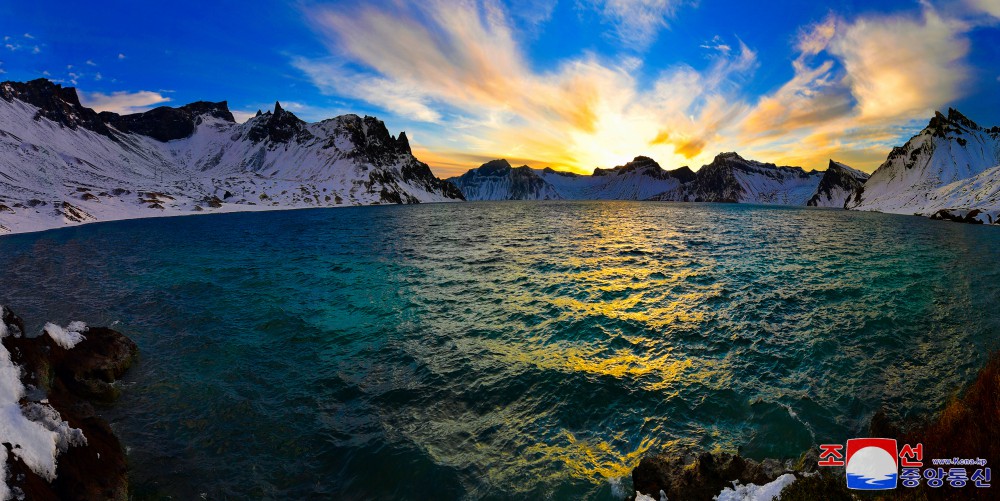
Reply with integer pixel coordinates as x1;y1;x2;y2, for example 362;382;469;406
478;159;513;173
273;101;284;115
396;131;411;155
714;152;746;162
927;108;983;136
593;155;663;176
255;109;262;117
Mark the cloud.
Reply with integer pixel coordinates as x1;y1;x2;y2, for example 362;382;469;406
700;35;733;55
583;0;688;50
23;33;34;39
967;0;1000;18
85;59;97;66
296;0;982;176
117;53;125;60
78;90;171;115
829;7;969;122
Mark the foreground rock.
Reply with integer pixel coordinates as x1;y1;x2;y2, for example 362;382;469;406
631;450;813;501
1;306;137;500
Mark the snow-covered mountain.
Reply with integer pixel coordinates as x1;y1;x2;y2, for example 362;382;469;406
448;156;695;201
445;159;562;200
847;108;1000;224
649;152;824;205
806;160;870;208
0;79;463;234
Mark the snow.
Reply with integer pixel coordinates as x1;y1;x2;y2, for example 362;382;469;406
1;305;89;495
635;489;667;501
0;96;461;235
43;322;87;350
714;473;796;501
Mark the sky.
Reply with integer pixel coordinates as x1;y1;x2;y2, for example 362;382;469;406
1;0;999;177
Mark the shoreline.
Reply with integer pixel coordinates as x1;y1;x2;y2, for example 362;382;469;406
2;199;994;238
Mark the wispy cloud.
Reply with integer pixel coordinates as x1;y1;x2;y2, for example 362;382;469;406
117;53;126;60
78;90;171;115
583;0;688;51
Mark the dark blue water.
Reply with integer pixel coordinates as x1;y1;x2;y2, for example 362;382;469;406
1;201;998;499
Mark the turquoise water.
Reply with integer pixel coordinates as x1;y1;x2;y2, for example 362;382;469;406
1;201;999;499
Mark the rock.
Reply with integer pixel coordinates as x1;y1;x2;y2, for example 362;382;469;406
2;307;137;501
631;451;796;501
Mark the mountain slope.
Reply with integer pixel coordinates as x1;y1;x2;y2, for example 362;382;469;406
649;152;824;205
807;160;870;208
0;79;463;234
847;109;1000;222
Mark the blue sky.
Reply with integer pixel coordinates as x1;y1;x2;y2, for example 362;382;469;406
1;0;999;176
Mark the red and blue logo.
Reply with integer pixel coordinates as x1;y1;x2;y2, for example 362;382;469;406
845;438;898;490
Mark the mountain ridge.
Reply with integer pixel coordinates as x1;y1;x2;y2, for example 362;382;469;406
0;78;463;234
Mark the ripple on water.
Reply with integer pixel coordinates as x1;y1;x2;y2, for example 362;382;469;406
0;201;998;499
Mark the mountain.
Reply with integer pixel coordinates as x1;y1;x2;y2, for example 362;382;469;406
448;156;695;201
649;152;824;204
847;108;1000;223
0;78;463;234
445;159;562;200
806;160;870;208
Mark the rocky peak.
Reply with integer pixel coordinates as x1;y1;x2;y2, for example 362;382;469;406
714;152;746;163
593;155;669;179
101;100;236;142
178;101;235;123
328;114;414;165
0;78;112;137
246;101;310;144
478;159;513;176
927;108;983;138
667;166;697;184
396;131;411;155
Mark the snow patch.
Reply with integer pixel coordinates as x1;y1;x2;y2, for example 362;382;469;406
43;321;87;349
635;489;668;501
714;473;796;501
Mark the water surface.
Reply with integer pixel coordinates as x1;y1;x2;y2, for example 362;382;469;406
1;201;998;499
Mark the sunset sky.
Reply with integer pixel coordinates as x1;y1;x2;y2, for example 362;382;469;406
2;0;999;177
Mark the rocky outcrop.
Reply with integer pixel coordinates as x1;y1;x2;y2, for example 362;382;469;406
101;101;235;142
246;101;313;144
0;79;113;137
806;160;870;208
632;451;801;501
1;306;137;501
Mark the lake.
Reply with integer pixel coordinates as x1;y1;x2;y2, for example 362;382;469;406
1;201;998;499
